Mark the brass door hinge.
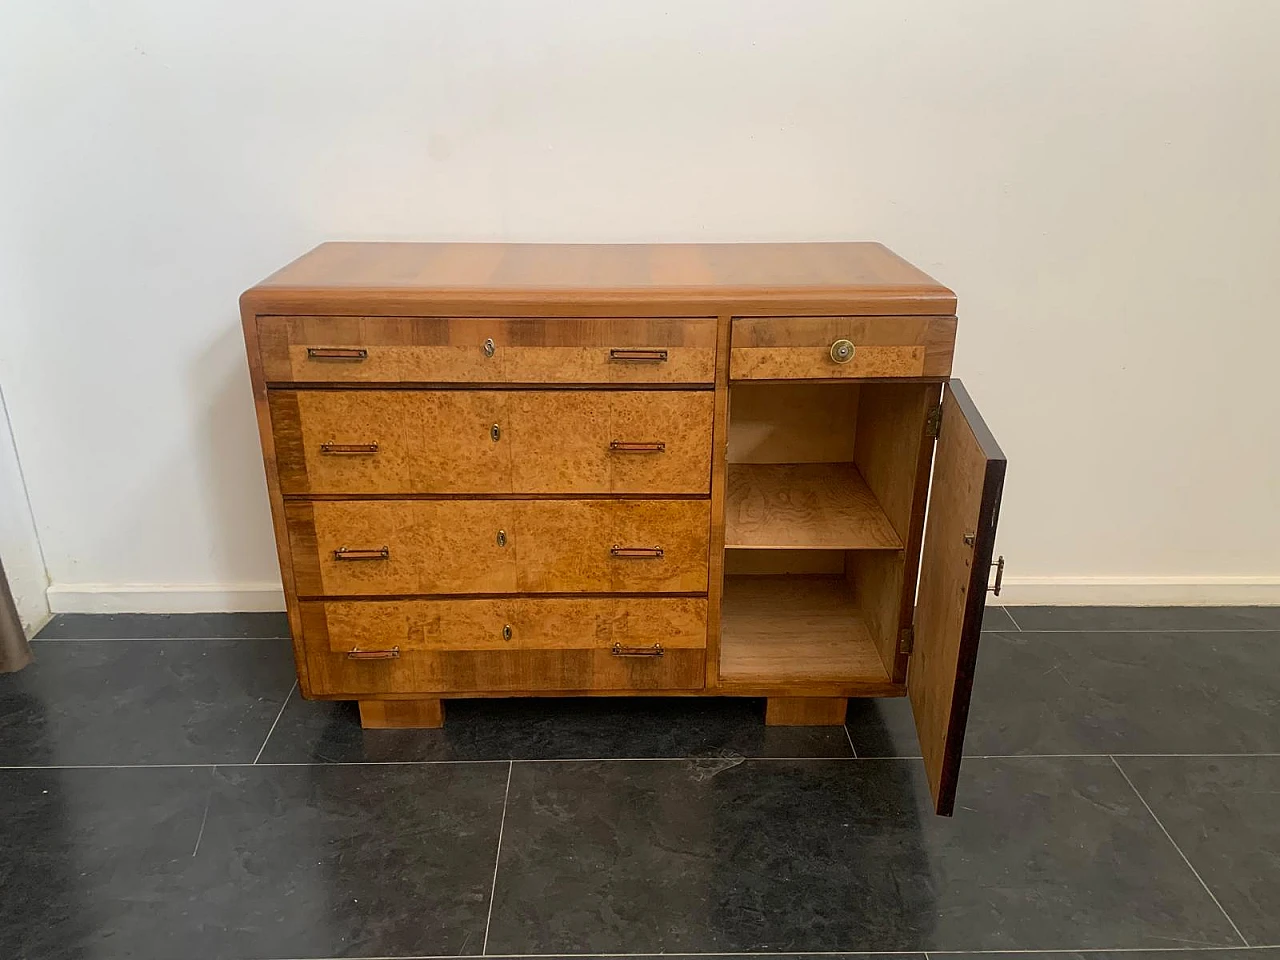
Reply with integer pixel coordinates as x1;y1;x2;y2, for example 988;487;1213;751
926;405;943;439
899;625;915;655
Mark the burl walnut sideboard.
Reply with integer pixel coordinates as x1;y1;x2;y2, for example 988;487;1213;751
241;242;1005;815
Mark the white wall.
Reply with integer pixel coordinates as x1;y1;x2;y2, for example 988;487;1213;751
1;0;1278;610
0;382;49;631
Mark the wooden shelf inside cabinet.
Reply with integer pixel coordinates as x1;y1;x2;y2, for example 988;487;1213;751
719;575;892;685
724;462;902;550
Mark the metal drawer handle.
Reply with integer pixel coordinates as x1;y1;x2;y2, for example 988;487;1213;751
320;441;379;455
502;624;513;641
611;643;664;658
347;646;400;660
609;348;668;363
333;546;390;561
483;338;496;358
610;545;664;559
989;555;1005;597
609;440;666;453
830;339;856;364
307;347;368;361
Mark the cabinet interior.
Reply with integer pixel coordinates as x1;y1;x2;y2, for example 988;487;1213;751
719;380;938;687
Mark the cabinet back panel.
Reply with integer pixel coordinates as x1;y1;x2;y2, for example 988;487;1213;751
724;548;845;576
727;382;859;464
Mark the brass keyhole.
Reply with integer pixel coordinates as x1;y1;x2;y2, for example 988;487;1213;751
483;338;496;358
502;624;513;641
491;423;501;442
497;530;507;548
830;339;856;364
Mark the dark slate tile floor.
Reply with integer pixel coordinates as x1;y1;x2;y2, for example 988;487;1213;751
1;605;1276;959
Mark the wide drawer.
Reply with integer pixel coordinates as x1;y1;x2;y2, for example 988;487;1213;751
286;499;711;596
303;646;707;695
301;597;707;653
730;316;956;380
258;316;718;384
270;389;713;495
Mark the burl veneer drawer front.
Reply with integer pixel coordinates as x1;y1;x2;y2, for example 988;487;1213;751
729;316;956;380
259;316;717;384
270;390;713;495
302;597;707;653
303;646;707;696
286;499;711;596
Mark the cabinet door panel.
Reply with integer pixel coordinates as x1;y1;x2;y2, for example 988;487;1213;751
909;380;1006;816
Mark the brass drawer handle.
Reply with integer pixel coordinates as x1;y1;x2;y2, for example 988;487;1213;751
830;339;856;364
320;441;379;455
989;555;1005;597
611;642;664;658
333;546;390;561
609;348;668;363
502;624;513;641
484;338;496;358
347;646;400;660
609;440;666;453
611;545;664;559
307;347;368;361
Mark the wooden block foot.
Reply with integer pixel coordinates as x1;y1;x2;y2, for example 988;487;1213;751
765;697;848;726
358;699;445;729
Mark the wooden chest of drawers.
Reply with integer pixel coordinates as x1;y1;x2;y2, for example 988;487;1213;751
242;242;1005;815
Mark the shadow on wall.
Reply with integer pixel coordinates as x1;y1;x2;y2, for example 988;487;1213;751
182;319;282;606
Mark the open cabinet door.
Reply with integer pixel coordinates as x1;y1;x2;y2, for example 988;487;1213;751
909;380;1006;815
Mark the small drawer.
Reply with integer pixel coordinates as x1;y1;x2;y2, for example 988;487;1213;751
301;597;707;653
258;316;717;384
270;389;713;496
729;316;956;380
286;499;711;596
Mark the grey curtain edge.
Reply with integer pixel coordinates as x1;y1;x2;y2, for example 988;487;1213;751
0;555;33;672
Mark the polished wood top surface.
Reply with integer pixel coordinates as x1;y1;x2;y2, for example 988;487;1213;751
243;242;956;317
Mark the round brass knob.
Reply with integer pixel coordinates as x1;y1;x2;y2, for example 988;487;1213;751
830;339;856;364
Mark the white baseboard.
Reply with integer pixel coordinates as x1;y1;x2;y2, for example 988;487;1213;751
42;576;1280;614
46;582;285;614
992;576;1280;607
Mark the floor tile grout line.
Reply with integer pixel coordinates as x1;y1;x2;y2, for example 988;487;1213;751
844;722;858;758
245;945;1280;959
253;680;298;765
31;636;294;642
481;760;514;956
32;627;1280;640
191;766;216;858
1000;606;1023;631
997;628;1280;635
1110;755;1250;948
3;752;1280;772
